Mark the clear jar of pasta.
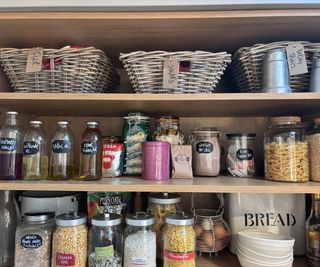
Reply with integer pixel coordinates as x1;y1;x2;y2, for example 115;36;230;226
264;116;309;183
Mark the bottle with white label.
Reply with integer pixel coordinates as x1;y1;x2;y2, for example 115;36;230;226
0;111;22;180
78;121;102;181
50;121;74;180
22;121;48;180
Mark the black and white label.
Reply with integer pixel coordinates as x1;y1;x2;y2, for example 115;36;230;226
236;148;253;161
21;234;42;249
196;142;213;154
81;141;98;155
52;140;71;153
0;138;17;152
23;141;40;155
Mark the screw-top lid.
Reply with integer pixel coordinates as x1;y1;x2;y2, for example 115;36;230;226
313;194;320;200
30;120;43;126
91;213;121;227
123;112;149;121
56;212;87;226
86;121;99;127
5;111;18;115
226;133;256;140
57;120;71;126
149;193;181;205
270;116;301;125
24;211;55;223
165;212;194;226
192;127;219;135
126;212;155;227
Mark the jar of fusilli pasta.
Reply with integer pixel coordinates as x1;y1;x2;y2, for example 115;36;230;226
264;116;309;183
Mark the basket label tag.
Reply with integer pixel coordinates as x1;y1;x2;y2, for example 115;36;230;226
163;57;179;89
286;43;308;76
26;47;44;73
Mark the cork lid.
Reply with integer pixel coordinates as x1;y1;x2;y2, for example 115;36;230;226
270;116;301;125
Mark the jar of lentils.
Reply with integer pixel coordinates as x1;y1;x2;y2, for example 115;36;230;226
52;212;87;267
163;212;196;267
15;211;55;267
264;116;309;182
89;213;123;267
124;212;156;267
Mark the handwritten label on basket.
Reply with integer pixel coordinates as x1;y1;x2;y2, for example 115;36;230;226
286;43;308;76
163;57;179;89
26;47;44;73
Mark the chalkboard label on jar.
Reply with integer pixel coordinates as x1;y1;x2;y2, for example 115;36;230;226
0;138;17;152
23;141;40;155
21;234;42;249
236;148;253;161
52;140;71;153
196;142;213;153
81;141;98;155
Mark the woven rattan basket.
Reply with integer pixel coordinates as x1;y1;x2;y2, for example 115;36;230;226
120;50;231;93
0;47;119;93
228;41;320;92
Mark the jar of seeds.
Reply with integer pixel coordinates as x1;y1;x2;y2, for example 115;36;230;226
15;211;55;267
52;212;87;267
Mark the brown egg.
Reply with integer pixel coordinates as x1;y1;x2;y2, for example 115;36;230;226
214;224;227;238
214;236;229;252
197;239;208;251
194;224;203;237
202;230;214;248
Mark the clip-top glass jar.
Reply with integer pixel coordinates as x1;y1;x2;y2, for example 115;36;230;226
124;212;156;267
154;116;184;145
15;211;55;267
264;116;309;182
89;213;123;267
52;212;87;267
147;193;181;259
189;128;220;176
163;212;196;267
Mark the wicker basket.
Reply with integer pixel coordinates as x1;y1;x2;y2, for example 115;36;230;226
120;51;231;93
228;41;320;93
0;47;119;93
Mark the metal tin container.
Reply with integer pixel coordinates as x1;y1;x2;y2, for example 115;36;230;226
310;56;320;92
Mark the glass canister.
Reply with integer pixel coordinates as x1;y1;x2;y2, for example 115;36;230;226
154;116;184;145
226;133;256;178
124;212;156;267
264;116;309;182
309;118;320;182
163;212;196;267
89;213;123;267
122;113;149;176
50;121;75;180
189;128;220;176
79;121;102;181
15;211;55;267
0;111;22;180
22;121;49;180
52;212;87;267
147;193;181;259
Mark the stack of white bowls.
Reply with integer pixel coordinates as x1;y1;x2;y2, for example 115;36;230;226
236;230;295;267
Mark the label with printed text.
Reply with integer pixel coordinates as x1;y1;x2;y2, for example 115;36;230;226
163;250;195;261
56;253;76;266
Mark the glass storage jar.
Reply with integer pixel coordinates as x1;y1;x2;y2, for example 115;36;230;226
15;211;55;267
189;128;220;176
154;116;184;145
89;213;123;267
226;133;256;178
264;116;309;182
124;212;156;267
147;193;181;259
309;118;320;182
52;212;87;267
163;212;196;267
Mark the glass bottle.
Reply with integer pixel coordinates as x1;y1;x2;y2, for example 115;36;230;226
0;190;18;267
79;121;102;181
307;194;320;267
22;121;48;180
50;121;74;180
0;111;22;180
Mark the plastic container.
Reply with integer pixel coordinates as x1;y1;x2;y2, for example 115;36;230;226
154;116;184;145
264;116;309;182
142;141;170;181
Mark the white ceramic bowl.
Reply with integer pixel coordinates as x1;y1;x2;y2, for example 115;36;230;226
237;254;294;267
237;231;295;257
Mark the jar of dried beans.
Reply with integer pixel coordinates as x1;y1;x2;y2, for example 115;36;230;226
264;116;309;182
52;212;88;267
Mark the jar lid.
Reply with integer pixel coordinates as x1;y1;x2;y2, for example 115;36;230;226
5;111;18;115
165;212;194;226
226;133;256;140
57;120;71;126
123;112;149;121
192;127;219;135
24;211;55;223
126;212;155;227
86;121;99;126
103;136;122;143
142;141;170;147
149;193;181;204
56;212;87;226
91;213;121;227
30;120;43;125
158;116;179;122
314;118;320;125
270;116;301;125
313;194;320;200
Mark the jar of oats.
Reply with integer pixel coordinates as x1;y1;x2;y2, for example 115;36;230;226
163;212;195;267
52;212;87;267
15;211;55;267
309;118;320;182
